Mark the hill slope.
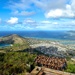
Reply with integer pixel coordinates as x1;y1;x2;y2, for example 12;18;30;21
0;34;30;51
0;34;27;44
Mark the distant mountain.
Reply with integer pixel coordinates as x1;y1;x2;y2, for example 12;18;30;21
66;31;75;36
63;31;75;40
0;34;28;44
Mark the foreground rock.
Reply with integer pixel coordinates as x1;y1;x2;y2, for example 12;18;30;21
26;38;75;57
30;42;69;57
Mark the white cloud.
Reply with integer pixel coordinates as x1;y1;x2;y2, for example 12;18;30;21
0;18;1;23
8;0;66;11
52;22;58;25
23;18;37;26
23;18;35;23
13;10;35;16
7;0;75;18
71;0;75;10
7;17;18;24
8;0;32;10
8;0;36;16
45;4;75;18
32;0;66;11
32;0;75;18
45;9;63;18
41;20;51;24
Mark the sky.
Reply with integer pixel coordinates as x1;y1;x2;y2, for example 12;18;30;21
0;0;75;31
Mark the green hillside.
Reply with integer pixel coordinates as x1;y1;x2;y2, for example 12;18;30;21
0;52;36;75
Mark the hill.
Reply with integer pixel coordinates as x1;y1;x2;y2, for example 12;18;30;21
0;34;30;52
0;34;27;44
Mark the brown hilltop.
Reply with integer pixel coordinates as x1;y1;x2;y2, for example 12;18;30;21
0;34;28;44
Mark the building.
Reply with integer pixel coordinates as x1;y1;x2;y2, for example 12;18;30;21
35;55;67;70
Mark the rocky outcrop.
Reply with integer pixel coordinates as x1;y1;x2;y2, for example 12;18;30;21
29;38;75;57
30;42;68;57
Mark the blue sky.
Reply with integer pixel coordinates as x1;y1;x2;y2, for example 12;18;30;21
0;0;75;31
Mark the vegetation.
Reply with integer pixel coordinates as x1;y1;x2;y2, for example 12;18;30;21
0;52;36;75
10;43;30;51
65;60;75;73
0;51;75;75
0;43;30;52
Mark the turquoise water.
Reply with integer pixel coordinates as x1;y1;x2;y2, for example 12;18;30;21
0;44;11;48
26;37;75;45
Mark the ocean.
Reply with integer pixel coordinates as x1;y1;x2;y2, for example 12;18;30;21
0;31;67;40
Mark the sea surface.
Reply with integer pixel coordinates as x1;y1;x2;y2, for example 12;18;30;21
0;31;67;40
